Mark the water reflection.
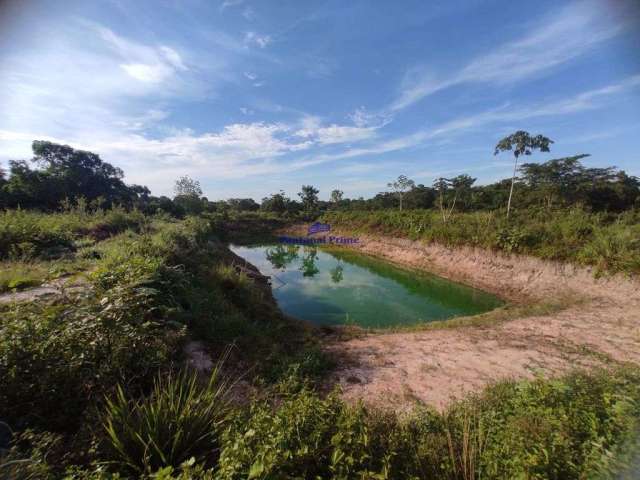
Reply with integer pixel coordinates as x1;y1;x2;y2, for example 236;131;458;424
268;245;343;281
300;248;320;277
229;243;503;328
330;264;344;283
265;244;299;270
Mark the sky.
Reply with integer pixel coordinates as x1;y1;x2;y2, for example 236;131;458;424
1;0;639;201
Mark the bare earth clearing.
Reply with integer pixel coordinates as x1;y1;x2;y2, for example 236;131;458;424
297;230;640;411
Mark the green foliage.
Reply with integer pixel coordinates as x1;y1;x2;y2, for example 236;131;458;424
298;185;320;215
494;130;554;158
1;141;149;210
216;368;640;480
387;175;415;211
0;295;181;434
102;369;231;475
0;261;48;292
0;205;147;260
0;217;219;435
322;208;640;274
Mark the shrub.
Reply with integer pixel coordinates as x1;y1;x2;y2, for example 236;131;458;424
101;369;231;475
215;368;640;480
0;297;181;433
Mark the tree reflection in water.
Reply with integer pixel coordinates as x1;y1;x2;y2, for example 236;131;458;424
329;264;344;283
265;244;299;270
300;247;320;277
266;244;344;282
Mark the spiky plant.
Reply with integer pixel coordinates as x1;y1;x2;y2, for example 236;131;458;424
102;367;231;475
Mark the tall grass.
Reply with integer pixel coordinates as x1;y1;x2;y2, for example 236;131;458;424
0;205;147;260
322;208;640;275
102;368;231;475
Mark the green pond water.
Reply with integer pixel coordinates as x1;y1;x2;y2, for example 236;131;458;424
230;244;503;328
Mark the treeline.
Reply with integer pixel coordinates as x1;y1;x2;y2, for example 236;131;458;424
2;138;639;217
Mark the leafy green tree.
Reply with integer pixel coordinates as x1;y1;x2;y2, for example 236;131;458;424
226;198;260;211
433;175;475;222
173;175;204;215
2;141;144;209
403;184;436;209
387;175;415;211
330;189;344;204
519;154;589;208
174;175;202;197
261;191;289;213
298;185;320;213
494;131;553;219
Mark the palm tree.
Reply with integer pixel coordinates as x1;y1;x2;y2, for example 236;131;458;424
494;131;553;220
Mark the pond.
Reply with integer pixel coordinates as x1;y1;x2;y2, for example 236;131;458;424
230;244;503;328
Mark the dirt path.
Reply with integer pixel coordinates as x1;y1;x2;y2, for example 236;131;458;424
0;276;90;304
314;232;640;410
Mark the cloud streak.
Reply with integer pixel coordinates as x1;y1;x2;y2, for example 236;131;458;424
297;75;640;169
391;1;629;111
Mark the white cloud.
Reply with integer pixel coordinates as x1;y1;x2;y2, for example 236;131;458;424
243;71;257;80
121;63;173;83
295;116;377;145
392;1;629;111
220;0;244;11
159;46;188;71
296;75;640;169
348;106;392;128
244;31;271;48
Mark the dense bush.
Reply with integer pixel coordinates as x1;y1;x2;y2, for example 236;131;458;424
0;288;183;434
0;218;213;436
0;205;147;260
322;208;640;274
214;368;640;480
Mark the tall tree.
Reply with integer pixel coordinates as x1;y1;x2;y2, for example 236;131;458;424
387;175;415;211
298;185;320;212
330;189;344;204
2;141;144;209
433;175;475;222
173;175;203;214
174;175;202;198
494;131;553;219
519;154;589;208
261;191;289;213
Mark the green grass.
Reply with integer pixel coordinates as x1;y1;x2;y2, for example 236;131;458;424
0;261;47;292
322;208;640;275
0;205;148;260
2;208;640;479
213;367;640;480
0;258;92;293
0;210;325;476
8;368;640;479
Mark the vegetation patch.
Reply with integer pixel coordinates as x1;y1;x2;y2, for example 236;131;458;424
322;208;640;275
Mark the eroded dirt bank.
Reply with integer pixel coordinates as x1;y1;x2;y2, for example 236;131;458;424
285;226;640;410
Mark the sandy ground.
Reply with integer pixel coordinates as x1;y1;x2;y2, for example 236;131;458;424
312;232;640;410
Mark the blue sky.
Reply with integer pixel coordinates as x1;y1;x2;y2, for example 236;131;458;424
1;0;639;200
